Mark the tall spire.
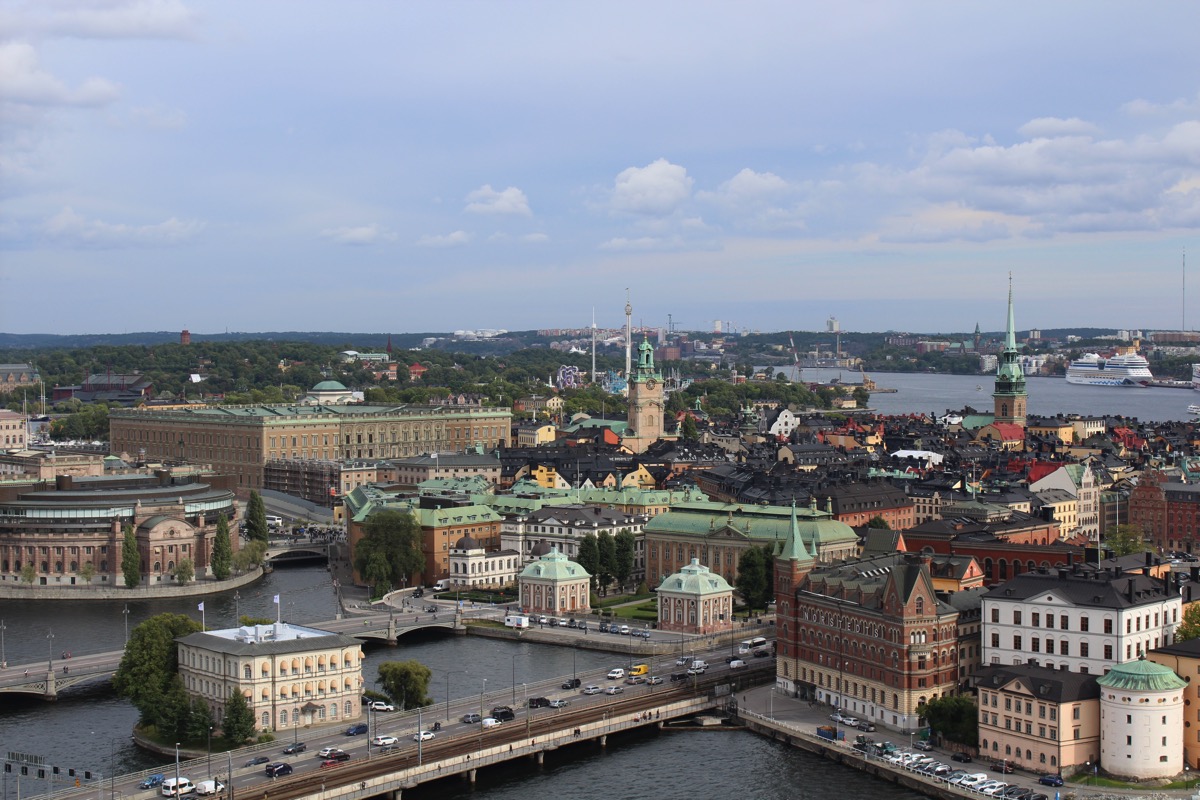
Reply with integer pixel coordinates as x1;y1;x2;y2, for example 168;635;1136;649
993;272;1027;427
1004;272;1017;352
781;500;814;563
624;288;633;382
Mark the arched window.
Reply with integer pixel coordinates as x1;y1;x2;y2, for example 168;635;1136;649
262;712;271;728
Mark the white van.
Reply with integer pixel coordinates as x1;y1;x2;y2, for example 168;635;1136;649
162;778;195;797
432;579;450;591
504;615;530;629
481;717;502;729
606;668;625;680
265;515;283;528
195;780;224;796
728;659;746;669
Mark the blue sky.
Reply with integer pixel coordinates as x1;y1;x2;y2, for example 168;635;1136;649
2;1;1199;336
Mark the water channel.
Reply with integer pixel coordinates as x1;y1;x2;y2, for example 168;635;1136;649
0;564;920;800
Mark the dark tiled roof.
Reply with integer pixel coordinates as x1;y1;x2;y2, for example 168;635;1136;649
974;663;1101;703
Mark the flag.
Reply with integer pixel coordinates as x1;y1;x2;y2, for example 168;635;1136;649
273;594;280;605
197;601;204;612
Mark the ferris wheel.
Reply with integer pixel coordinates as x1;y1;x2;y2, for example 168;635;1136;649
556;364;583;390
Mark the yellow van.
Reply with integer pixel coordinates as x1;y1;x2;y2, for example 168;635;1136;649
629;663;650;676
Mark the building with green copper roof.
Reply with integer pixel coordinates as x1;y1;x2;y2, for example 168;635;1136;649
1097;657;1186;780
518;547;591;616
656;558;734;635
1096;657;1186;693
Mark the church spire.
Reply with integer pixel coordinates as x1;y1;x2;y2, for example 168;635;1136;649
993;272;1027;427
781;500;814;563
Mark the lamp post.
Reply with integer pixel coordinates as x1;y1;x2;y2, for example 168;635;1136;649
206;728;212;780
234;592;241;624
480;678;487;722
47;628;54;670
110;737;117;800
122;606;130;645
511;653;519;706
1;618;6;667
445;670;466;721
174;743;180;798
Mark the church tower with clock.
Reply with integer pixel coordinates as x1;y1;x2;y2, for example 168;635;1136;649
624;336;666;453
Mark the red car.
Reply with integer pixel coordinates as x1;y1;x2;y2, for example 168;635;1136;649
321;752;351;768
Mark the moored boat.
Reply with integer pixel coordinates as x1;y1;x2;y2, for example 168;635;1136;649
1065;352;1153;387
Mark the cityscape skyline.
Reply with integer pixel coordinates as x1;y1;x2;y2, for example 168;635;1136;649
1;1;1198;335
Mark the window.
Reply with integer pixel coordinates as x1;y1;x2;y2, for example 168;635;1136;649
1032;612;1040;627
1104;618;1113;634
991;607;1000;623
1013;610;1022;625
1104;645;1113;660
1081;616;1089;632
1081;642;1089;658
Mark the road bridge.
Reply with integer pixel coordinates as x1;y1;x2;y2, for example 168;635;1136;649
21;663;770;800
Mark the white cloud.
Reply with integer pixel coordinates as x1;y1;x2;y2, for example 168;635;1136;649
0;42;120;107
320;223;396;245
43;206;203;246
4;0;200;40
1018;117;1101;139
464;185;531;216
610;158;693;216
875;203;1020;244
129;105;187;129
417;230;472;247
718;168;790;201
1122;92;1200;117
521;232;549;243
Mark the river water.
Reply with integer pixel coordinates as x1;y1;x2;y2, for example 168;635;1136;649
777;367;1193;422
0;565;920;800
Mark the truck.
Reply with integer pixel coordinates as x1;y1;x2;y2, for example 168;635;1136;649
816;725;845;742
504;615;530;629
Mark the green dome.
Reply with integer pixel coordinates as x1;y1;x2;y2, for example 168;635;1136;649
658;558;733;596
1097;658;1186;693
519;547;590;581
312;380;348;391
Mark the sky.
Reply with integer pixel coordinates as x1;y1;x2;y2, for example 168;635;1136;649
1;1;1199;337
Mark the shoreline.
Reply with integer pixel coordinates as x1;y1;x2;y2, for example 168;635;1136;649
0;567;265;601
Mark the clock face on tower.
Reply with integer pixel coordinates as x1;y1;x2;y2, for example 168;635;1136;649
646;378;657;389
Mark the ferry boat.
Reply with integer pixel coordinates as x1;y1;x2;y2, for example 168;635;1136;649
1065;352;1153;387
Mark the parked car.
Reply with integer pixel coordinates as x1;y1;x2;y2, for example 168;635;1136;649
412;731;435;742
991;761;1015;774
139;775;165;790
839;716;860;727
371;735;398;746
913;740;933;751
370;701;396;712
561;678;582;689
829;712;845;722
281;742;306;755
1037;774;1064;787
264;763;293;778
951;752;972;763
856;721;875;732
461;712;482;724
345;723;369;736
244;756;270;767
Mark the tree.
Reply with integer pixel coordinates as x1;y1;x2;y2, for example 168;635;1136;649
245;491;269;543
679;413;699;440
614;529;635;590
736;546;769;613
867;516;891;529
577;534;600;583
1105;524;1148;556
596;531;616;594
122;523;141;588
78;561;96;584
113;613;203;727
239;616;274;626
377;660;432;710
20;563;36;585
233;539;266;573
173;558;194;584
222;689;256;744
212;515;232;580
1176;603;1200;643
157;674;192;741
922;695;978;747
353;509;425;592
185;698;213;744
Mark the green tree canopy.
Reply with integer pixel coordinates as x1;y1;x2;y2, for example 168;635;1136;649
222;689;256;744
679;413;699;440
113;613;203;728
736;546;770;612
867;516;891;529
1175;603;1200;643
596;531;616;593
922;695;978;747
173;558;194;584
577;534;599;585
211;515;232;580
614;529;635;589
378;660;433;709
122;523;141;588
245;491;268;543
353;509;425;598
1104;524;1148;557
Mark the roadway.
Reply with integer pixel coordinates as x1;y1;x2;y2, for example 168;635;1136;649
29;643;772;800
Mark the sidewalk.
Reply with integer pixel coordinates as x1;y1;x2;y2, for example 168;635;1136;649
736;684;1194;800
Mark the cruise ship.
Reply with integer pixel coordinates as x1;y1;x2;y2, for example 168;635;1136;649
1192;362;1200;391
1065;352;1153;386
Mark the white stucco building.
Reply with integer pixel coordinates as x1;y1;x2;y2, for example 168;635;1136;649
1096;659;1186;780
447;533;521;589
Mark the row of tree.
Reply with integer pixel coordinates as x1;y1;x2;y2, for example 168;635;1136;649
574;530;636;594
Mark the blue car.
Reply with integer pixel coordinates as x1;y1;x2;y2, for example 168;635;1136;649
138;775;164;790
345;723;369;736
1038;774;1064;787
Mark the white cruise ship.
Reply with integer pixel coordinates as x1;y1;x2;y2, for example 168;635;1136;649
1192;362;1200;391
1065;352;1153;387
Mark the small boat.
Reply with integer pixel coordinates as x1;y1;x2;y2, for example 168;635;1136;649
1189;404;1200;416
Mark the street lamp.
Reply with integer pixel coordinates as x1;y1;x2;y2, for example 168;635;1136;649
1;618;6;667
122;606;130;645
480;678;487;722
174;743;181;798
206;728;212;780
511;653;519;706
445;670;466;721
47;628;54;670
234;592;241;624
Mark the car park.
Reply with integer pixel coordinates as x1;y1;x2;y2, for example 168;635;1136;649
958;774;991;790
943;770;966;783
1037;774;1064;787
582;684;602;695
139;775;165;790
282;742;306;754
982;782;1011;796
372;735;398;746
265;763;293;778
548;699;569;708
462;712;482;724
412;731;435;742
1003;788;1033;799
951;752;972;762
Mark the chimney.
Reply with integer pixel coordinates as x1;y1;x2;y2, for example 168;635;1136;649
1145;551;1153;567
1127;580;1135;603
1058;568;1068;580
